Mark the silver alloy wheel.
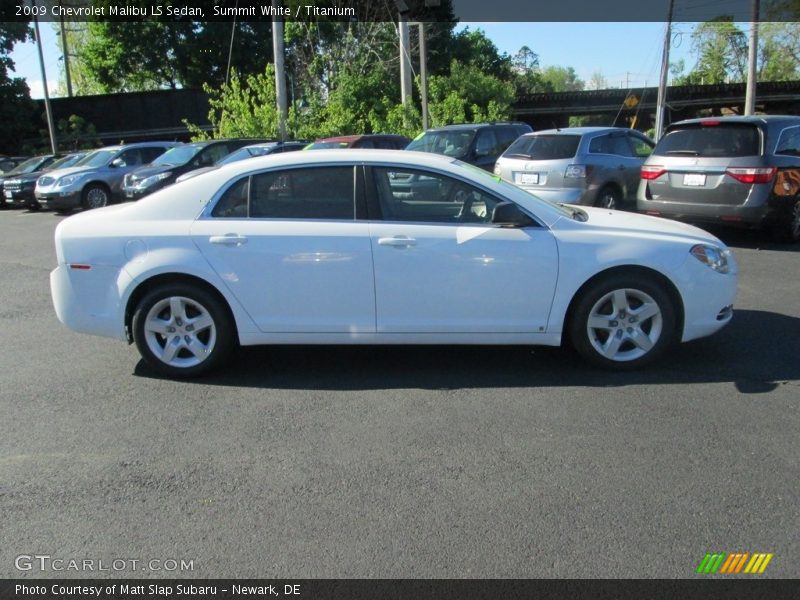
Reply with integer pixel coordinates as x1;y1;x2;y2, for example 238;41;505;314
586;288;663;362
143;296;217;369
85;186;109;209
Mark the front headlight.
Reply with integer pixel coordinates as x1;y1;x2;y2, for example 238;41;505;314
56;173;86;188
138;172;172;189
690;244;730;274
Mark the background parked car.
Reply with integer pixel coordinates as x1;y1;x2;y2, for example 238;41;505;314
0;154;61;208
175;140;308;183
305;134;411;150
405;122;532;171
0;156;30;174
494;127;655;209
122;139;268;200
36;142;179;211
637;115;800;242
2;151;88;210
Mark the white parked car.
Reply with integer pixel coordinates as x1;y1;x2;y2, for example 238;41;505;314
51;150;737;377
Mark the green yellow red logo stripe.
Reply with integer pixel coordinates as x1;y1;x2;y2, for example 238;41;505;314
696;552;773;574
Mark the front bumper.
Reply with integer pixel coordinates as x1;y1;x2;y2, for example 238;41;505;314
37;190;82;210
4;187;36;207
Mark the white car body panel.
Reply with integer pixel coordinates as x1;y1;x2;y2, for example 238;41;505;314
50;150;737;358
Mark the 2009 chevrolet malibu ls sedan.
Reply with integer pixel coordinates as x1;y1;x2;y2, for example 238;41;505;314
51;150;737;377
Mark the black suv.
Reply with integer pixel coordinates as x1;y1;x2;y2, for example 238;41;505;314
122;139;267;200
405;122;533;170
637;115;800;242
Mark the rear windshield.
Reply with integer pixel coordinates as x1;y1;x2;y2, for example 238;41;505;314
502;134;580;160
655;124;760;158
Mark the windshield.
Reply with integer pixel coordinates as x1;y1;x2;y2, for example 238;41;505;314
218;145;278;165
152;145;202;166
503;134;581;160
5;156;49;175
306;140;354;150
47;153;86;170
74;149;116;168
407;130;476;158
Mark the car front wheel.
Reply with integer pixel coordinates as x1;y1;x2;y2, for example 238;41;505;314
569;274;677;369
132;284;234;378
82;184;110;210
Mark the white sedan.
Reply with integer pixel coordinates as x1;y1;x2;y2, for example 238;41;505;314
51;150;737;377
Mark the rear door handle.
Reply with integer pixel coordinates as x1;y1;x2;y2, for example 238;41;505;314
378;236;417;247
209;234;248;246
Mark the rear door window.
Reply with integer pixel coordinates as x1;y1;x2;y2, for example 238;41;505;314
775;126;800;156
654;124;761;157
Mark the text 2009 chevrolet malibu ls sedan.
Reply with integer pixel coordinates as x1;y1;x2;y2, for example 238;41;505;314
51;150;737;378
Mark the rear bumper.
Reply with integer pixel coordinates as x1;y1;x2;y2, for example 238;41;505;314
637;197;771;228
50;264;131;341
524;187;586;205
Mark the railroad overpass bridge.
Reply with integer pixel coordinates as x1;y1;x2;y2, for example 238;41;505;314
31;80;800;149
513;81;800;131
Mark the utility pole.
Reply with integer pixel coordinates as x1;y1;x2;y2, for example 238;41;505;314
272;0;287;140
654;0;674;141
398;13;413;105
419;22;429;130
744;0;760;115
33;1;58;153
58;3;72;97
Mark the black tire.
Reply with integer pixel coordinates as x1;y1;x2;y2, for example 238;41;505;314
568;273;678;370
81;184;110;210
132;283;235;378
594;185;621;210
769;198;800;243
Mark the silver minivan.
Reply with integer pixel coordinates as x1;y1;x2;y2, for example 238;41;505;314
494;127;654;209
637;115;800;242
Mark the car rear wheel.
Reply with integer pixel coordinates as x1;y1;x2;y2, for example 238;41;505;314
569;274;677;369
594;186;621;210
132;284;235;378
770;198;800;243
82;184;110;210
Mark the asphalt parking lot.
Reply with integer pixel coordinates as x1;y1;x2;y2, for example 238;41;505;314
0;207;798;579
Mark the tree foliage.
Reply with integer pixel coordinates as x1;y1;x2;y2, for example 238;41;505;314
0;21;36;154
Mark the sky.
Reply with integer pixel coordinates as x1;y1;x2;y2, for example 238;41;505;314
9;21;698;99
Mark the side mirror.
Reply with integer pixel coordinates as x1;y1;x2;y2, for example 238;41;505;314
491;201;536;228
110;158;126;168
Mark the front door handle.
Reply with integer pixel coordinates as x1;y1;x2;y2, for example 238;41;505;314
378;236;417;248
209;234;248;246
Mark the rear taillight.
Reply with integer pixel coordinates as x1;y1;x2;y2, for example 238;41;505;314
640;165;666;180
565;164;586;178
724;167;776;184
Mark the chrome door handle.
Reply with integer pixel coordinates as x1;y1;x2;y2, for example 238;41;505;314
209;234;248;246
378;236;417;247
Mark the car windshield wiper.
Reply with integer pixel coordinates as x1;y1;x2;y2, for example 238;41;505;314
503;153;533;159
665;149;700;155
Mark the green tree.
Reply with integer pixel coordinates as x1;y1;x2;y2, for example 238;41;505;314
511;46;542;95
75;18;274;91
687;18;748;84
537;66;585;92
0;20;36;154
427;60;515;125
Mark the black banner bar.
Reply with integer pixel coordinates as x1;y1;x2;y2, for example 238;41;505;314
2;579;799;600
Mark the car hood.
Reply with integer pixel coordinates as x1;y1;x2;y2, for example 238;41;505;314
41;166;98;181
566;206;724;245
7;168;52;183
128;164;173;180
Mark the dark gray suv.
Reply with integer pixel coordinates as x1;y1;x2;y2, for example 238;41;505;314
637;115;800;242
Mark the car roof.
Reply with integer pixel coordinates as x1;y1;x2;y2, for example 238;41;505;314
669;115;800;128
526;126;633;136
425;122;529;132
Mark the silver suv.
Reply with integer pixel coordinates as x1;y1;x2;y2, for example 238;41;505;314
637;115;800;242
35;141;178;211
494;127;654;209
